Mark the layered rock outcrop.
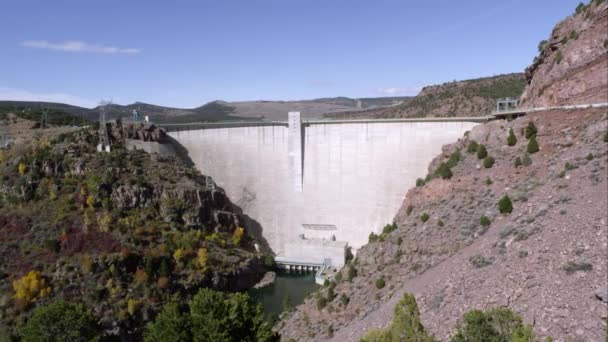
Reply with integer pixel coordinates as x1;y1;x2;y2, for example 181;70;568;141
520;1;608;107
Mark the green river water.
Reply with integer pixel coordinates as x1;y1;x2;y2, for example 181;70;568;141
249;270;320;320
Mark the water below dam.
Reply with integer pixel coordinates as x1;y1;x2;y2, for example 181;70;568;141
250;271;320;320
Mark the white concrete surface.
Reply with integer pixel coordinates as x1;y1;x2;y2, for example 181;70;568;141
169;119;478;257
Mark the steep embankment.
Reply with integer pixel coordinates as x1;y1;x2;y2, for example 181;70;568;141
280;108;608;342
520;1;608;107
279;2;608;341
0;121;272;339
324;73;526;119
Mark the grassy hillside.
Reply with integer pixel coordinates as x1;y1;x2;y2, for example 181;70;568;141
324;73;526;119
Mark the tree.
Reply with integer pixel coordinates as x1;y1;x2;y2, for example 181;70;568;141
524;122;537;139
146;288;276;342
498;195;513;214
435;163;453;179
451;307;533;342
507;128;517;146
527;136;539;154
476;145;488;159
18;162;26;175
189;288;275;342
483;156;495;168
21;301;101;342
361;293;436;342
145;303;191;342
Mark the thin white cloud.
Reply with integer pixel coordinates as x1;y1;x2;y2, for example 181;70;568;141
375;86;423;96
0;87;96;108
20;40;140;54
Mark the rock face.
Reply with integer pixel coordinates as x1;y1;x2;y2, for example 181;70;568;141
324;73;526;119
520;1;608;107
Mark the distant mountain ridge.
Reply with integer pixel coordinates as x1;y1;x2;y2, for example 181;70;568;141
0;95;411;124
324;73;527;119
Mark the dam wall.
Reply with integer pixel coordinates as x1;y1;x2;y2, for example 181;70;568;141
169;119;478;261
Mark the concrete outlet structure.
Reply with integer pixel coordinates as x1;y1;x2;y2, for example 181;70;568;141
168;114;478;268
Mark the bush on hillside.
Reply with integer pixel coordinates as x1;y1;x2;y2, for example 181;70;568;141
514;157;522;168
476;145;488;159
522;153;532;166
524;122;537;139
21;301;101;342
483;156;495;168
498;195;513;214
435;162;453;179
375;278;386;289
420;213;430;222
507;128;517;146
416;178;425;187
527;136;539;154
479;215;491;227
451;307;534;342
360;293;436;342
467;141;479;154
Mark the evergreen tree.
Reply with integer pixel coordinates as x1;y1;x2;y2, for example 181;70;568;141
476;145;488;159
527;135;539;153
507;128;517;146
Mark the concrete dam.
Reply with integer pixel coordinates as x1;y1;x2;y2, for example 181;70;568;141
167;114;479;268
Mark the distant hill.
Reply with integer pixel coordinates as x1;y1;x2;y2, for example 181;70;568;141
0;96;411;123
324;73;527;119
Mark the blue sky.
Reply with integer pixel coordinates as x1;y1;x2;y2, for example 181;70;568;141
0;0;581;108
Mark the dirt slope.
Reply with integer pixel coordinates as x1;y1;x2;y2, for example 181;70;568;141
278;108;608;342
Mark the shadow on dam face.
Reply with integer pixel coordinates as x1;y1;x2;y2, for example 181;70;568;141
168;118;478;264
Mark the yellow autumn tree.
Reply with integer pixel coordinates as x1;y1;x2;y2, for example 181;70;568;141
98;212;112;232
232;227;245;246
86;195;95;208
196;248;208;270
127;298;140;316
173;248;184;263
18;162;26;175
12;271;52;306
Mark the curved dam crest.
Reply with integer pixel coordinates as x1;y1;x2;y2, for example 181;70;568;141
169;117;478;267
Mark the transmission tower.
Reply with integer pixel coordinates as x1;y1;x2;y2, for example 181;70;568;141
98;100;112;152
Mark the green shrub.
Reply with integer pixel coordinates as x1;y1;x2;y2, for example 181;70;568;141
435;163;453;179
563;261;592;274
575;2;586;14
451;307;534;342
479;216;491;227
437;219;444;227
527;135;539;154
361;293;436;342
555;51;563;64
507;128;517;146
469;255;493;268
498;195;513;214
347;264;357;282
446;151;461;169
483;156;495;168
514;157;522;168
485;177;493;185
406;205;413;216
522;153;532;166
144;303;191;342
368;232;379;243
586;153;594;161
537;39;547;53
339;294;350;306
476;145;487;159
467;141;479;154
375;278;386;289
21;301;101;342
524;122;537;139
569;30;579;40
420;213;430;222
416;178;425;187
316;297;327;310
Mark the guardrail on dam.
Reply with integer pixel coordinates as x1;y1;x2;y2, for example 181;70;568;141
166;114;480;267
